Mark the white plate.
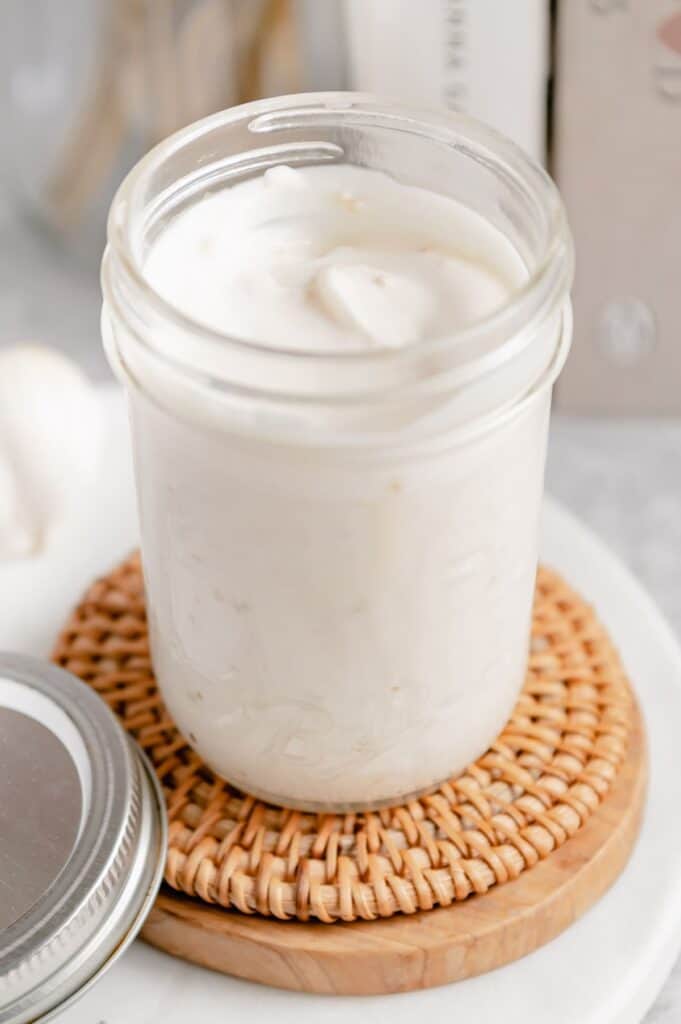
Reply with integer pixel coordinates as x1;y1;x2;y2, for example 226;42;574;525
4;389;680;1024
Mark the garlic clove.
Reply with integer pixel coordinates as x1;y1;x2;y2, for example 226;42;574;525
0;345;101;560
0;450;39;558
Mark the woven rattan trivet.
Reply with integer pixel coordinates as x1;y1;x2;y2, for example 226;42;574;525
53;555;645;994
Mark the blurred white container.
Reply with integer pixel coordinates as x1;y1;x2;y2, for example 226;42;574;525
342;0;549;162
554;0;681;414
294;0;347;90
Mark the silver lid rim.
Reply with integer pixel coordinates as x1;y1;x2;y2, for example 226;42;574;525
0;654;167;1024
36;745;167;1024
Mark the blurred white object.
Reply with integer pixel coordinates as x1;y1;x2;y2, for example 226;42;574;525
0;346;100;560
0;455;35;558
294;0;347;90
554;0;681;414
342;0;549;161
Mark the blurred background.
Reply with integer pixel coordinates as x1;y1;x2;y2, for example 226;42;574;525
2;0;680;398
0;2;680;1017
2;5;681;580
1;10;680;565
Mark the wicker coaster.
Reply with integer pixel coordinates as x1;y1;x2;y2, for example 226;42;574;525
53;555;637;929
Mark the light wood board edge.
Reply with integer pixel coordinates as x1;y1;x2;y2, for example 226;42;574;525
142;708;647;995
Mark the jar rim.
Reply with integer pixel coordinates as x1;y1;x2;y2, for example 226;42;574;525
104;92;573;384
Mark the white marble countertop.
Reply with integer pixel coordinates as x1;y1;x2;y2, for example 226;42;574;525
2;198;680;1021
547;419;681;1024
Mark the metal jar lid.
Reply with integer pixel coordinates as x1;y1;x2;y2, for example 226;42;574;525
0;653;167;1024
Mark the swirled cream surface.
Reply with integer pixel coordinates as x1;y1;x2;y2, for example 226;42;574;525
144;164;524;351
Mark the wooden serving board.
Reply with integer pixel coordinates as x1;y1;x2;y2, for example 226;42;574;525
141;711;646;996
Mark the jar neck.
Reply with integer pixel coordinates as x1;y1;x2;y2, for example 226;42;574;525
102;94;573;446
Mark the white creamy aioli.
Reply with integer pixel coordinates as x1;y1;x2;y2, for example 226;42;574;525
131;164;549;808
145;164;525;350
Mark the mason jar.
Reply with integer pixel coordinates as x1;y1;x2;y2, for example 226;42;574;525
101;93;573;812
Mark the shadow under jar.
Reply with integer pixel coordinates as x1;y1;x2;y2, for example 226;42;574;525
101;93;573;812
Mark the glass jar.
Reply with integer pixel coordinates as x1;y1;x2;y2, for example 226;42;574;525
101;93;573;812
